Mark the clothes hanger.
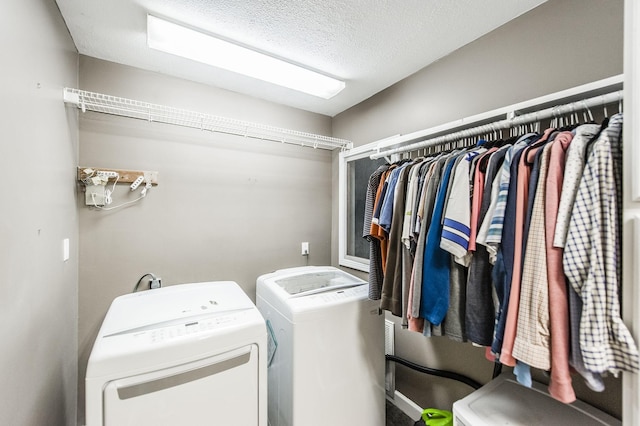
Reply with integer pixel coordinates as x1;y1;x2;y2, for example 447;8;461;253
559;104;579;131
618;91;623;114
477;123;502;173
488;124;499;148
484;123;501;148
581;100;595;124
583;97;615;151
522;112;555;165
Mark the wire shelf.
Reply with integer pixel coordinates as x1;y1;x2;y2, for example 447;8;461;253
63;88;352;151
370;75;624;159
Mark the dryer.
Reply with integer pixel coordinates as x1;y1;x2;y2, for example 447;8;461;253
85;281;267;426
256;266;385;426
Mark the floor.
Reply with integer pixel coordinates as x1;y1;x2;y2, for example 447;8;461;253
386;400;416;426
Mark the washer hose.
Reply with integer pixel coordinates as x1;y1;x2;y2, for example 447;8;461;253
385;354;482;390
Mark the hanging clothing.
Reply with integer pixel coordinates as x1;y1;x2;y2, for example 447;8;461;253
362;110;639;401
564;113;639;375
466;145;509;346
468;148;498;253
552;123;605;390
499;132;552;367
363;164;390;300
484;133;538;248
402;161;425;250
441;149;485;265
443;255;468;341
371;167;394;277
409;157;447;331
380;163;412;316
379;164;407;233
420;156;457;325
544;131;577;403
475;143;512;249
491;134;540;357
512;141;556;371
553;124;602;247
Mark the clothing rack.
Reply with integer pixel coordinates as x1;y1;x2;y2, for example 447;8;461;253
63;88;352;151
370;75;623;160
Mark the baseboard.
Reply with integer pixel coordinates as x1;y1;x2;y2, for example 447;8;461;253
386;390;423;421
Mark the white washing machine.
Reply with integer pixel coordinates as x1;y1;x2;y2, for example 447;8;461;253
85;281;267;426
256;266;385;426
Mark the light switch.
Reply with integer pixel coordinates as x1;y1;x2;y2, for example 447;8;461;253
63;238;70;261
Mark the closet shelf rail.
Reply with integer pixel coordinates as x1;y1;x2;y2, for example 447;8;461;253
371;86;623;160
63;88;352;151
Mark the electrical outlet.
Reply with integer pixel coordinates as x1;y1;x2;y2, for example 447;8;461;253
150;277;162;289
143;171;154;185
301;242;309;256
97;170;119;179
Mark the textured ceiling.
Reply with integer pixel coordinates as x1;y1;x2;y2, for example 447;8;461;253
56;0;547;117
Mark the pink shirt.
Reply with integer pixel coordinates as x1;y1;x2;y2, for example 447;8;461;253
545;132;576;403
469;148;497;252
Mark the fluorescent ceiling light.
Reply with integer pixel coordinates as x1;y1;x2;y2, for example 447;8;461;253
147;15;345;99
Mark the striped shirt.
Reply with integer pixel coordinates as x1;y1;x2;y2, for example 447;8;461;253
441;149;484;265
485;133;538;244
364;165;390;300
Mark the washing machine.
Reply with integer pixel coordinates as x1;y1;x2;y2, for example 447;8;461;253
85;281;267;426
452;373;621;426
256;266;385;426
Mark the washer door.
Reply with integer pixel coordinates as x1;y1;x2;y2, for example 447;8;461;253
103;345;259;425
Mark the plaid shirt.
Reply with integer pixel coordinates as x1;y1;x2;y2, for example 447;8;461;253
563;114;639;374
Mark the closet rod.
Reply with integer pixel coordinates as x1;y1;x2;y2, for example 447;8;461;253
371;90;622;160
63;88;352;151
371;75;623;154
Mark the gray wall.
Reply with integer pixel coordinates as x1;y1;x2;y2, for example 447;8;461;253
0;0;79;425
76;56;334;424
332;0;625;418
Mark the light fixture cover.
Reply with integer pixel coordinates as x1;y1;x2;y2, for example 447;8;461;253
147;15;345;99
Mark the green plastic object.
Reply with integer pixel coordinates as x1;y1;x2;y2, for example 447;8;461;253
421;408;453;426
